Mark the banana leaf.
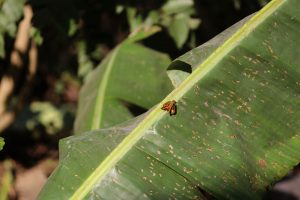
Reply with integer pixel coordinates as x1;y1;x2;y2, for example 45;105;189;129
74;27;173;132
39;0;300;199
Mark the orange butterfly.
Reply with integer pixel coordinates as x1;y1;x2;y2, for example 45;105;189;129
161;100;177;116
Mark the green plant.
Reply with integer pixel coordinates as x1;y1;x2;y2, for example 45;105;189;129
0;0;25;58
0;137;4;151
121;0;200;49
0;160;13;200
74;28;173;132
39;0;300;199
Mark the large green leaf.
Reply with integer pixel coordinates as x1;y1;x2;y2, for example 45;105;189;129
167;13;255;87
39;0;300;199
74;31;173;132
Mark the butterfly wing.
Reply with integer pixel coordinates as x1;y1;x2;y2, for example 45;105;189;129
161;101;172;111
169;104;177;116
161;100;177;116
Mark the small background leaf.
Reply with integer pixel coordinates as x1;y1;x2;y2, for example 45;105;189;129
0;0;25;58
0;137;4;151
168;13;190;49
0;160;13;200
162;0;194;15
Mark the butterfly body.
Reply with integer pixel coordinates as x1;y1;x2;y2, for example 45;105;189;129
161;100;177;116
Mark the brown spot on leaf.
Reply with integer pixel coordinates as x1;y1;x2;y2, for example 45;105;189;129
206;147;213;152
228;134;237;139
258;159;266;168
